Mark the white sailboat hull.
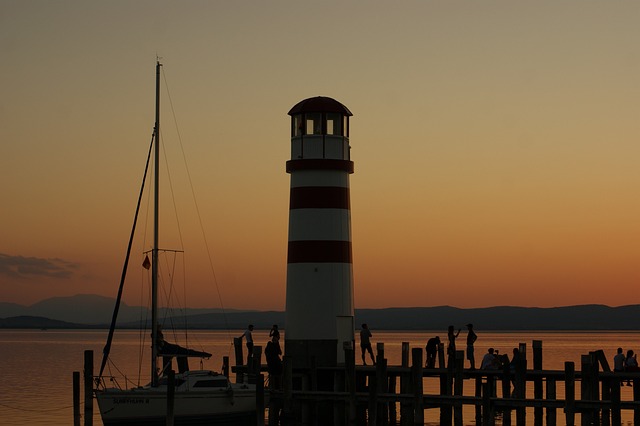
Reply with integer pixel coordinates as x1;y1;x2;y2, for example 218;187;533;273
96;371;257;426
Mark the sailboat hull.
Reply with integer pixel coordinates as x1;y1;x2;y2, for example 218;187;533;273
96;371;257;426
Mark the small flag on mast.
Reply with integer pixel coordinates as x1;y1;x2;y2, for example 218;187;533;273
142;255;151;270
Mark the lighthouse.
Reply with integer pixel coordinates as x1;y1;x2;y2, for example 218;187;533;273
284;96;355;368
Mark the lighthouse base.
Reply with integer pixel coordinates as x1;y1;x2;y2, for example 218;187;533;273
285;339;338;369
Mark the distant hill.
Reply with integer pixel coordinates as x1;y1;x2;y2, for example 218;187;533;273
0;294;142;325
354;305;640;330
0;315;84;329
2;295;640;330
0;294;248;326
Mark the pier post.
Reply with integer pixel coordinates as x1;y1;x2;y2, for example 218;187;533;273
83;350;93;426
333;368;345;426
610;373;621;425
440;348;453;426
475;376;483;425
73;371;81;426
453;350;464;425
590;352;601;423
376;342;385;364
166;369;175;426
344;347;357;426
411;348;424;425
377;357;388;425
501;361;512;426
257;373;265;426
546;376;557;426
400;342;412;425
332;366;350;426
234;337;244;383
388;369;397;424
252;346;263;382
633;376;640;424
515;345;527;424
482;379;495;426
533;340;543;425
564;361;576;426
222;355;230;377
368;366;378;425
234;337;244;363
282;356;293;423
375;343;387;425
598;352;611;424
581;354;595;425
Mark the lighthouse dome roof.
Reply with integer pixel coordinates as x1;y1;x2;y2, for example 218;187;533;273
288;96;352;116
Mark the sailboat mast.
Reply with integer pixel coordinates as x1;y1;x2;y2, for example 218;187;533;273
151;60;161;387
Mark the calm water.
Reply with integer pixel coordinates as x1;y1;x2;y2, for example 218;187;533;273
1;329;639;425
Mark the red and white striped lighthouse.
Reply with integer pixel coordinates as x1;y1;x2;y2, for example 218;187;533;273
284;96;355;367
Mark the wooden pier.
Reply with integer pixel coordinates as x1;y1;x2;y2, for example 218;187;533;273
233;339;640;425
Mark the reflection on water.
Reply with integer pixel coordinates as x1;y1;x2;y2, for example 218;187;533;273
0;329;638;425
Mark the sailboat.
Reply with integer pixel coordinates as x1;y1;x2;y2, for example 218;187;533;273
94;61;257;426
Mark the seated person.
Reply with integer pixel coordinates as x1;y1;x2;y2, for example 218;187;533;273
481;348;501;370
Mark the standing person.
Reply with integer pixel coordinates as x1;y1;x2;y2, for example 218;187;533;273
425;336;440;368
270;324;280;342
613;347;626;386
466;323;478;370
360;323;376;365
625;349;638;386
238;324;254;365
265;334;283;389
447;325;461;366
614;347;625;372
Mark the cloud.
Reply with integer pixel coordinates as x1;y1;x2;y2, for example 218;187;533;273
0;253;79;280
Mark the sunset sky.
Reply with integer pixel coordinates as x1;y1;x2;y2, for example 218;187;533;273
1;1;639;311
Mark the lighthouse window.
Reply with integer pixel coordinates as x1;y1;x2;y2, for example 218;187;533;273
326;113;342;136
306;113;322;135
292;114;303;136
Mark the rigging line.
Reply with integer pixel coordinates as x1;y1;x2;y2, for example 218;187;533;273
159;131;186;252
99;130;155;380
158;128;191;339
161;62;233;338
157;74;189;324
104;359;140;389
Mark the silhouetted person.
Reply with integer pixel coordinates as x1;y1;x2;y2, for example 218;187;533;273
481;348;500;370
269;324;280;342
265;335;283;389
425;336;440;368
447;325;461;366
466;323;477;369
614;347;627;386
239;324;254;365
509;348;520;372
508;348;521;396
625;349;638;386
360;323;375;365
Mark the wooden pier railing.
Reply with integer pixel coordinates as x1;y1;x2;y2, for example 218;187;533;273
233;339;640;425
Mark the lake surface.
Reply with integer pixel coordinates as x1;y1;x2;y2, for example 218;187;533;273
1;329;638;425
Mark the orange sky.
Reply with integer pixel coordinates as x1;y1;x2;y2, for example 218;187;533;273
1;1;639;310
